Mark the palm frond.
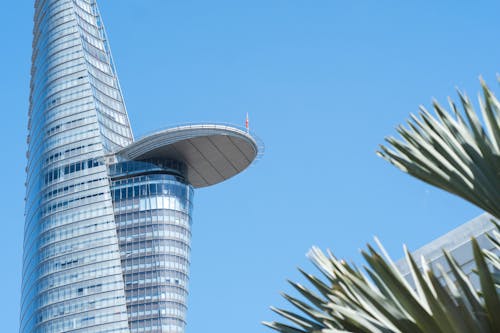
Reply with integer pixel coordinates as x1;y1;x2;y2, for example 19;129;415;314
265;237;500;333
377;79;500;219
266;78;500;333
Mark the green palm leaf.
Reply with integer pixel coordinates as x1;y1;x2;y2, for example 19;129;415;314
265;238;500;333
266;79;500;333
377;79;500;219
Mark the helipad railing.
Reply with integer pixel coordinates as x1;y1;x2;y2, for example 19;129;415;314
134;122;265;164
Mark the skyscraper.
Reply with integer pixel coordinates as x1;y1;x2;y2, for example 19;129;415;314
396;213;498;288
21;1;261;332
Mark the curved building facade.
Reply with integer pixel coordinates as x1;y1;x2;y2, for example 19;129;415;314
109;159;193;331
21;1;261;332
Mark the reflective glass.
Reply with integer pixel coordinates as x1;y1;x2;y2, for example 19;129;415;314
110;160;193;332
22;1;133;332
23;1;196;333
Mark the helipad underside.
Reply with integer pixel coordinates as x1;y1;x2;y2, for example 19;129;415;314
117;124;259;188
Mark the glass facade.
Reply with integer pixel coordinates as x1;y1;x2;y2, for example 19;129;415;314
109;160;193;332
22;0;132;332
396;213;499;289
22;1;260;332
22;1;171;332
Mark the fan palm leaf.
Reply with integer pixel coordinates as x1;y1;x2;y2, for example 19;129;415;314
377;79;500;219
265;79;500;333
264;233;500;333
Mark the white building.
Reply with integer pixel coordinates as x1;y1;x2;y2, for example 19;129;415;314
396;213;497;288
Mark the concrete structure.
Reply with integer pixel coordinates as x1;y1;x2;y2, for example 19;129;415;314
21;1;261;332
396;213;497;288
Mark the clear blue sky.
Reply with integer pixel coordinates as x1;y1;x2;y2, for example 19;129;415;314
1;1;498;332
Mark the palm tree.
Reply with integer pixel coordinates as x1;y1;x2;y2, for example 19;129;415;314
378;79;500;220
264;79;500;333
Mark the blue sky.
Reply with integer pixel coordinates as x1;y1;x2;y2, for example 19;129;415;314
1;1;499;332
